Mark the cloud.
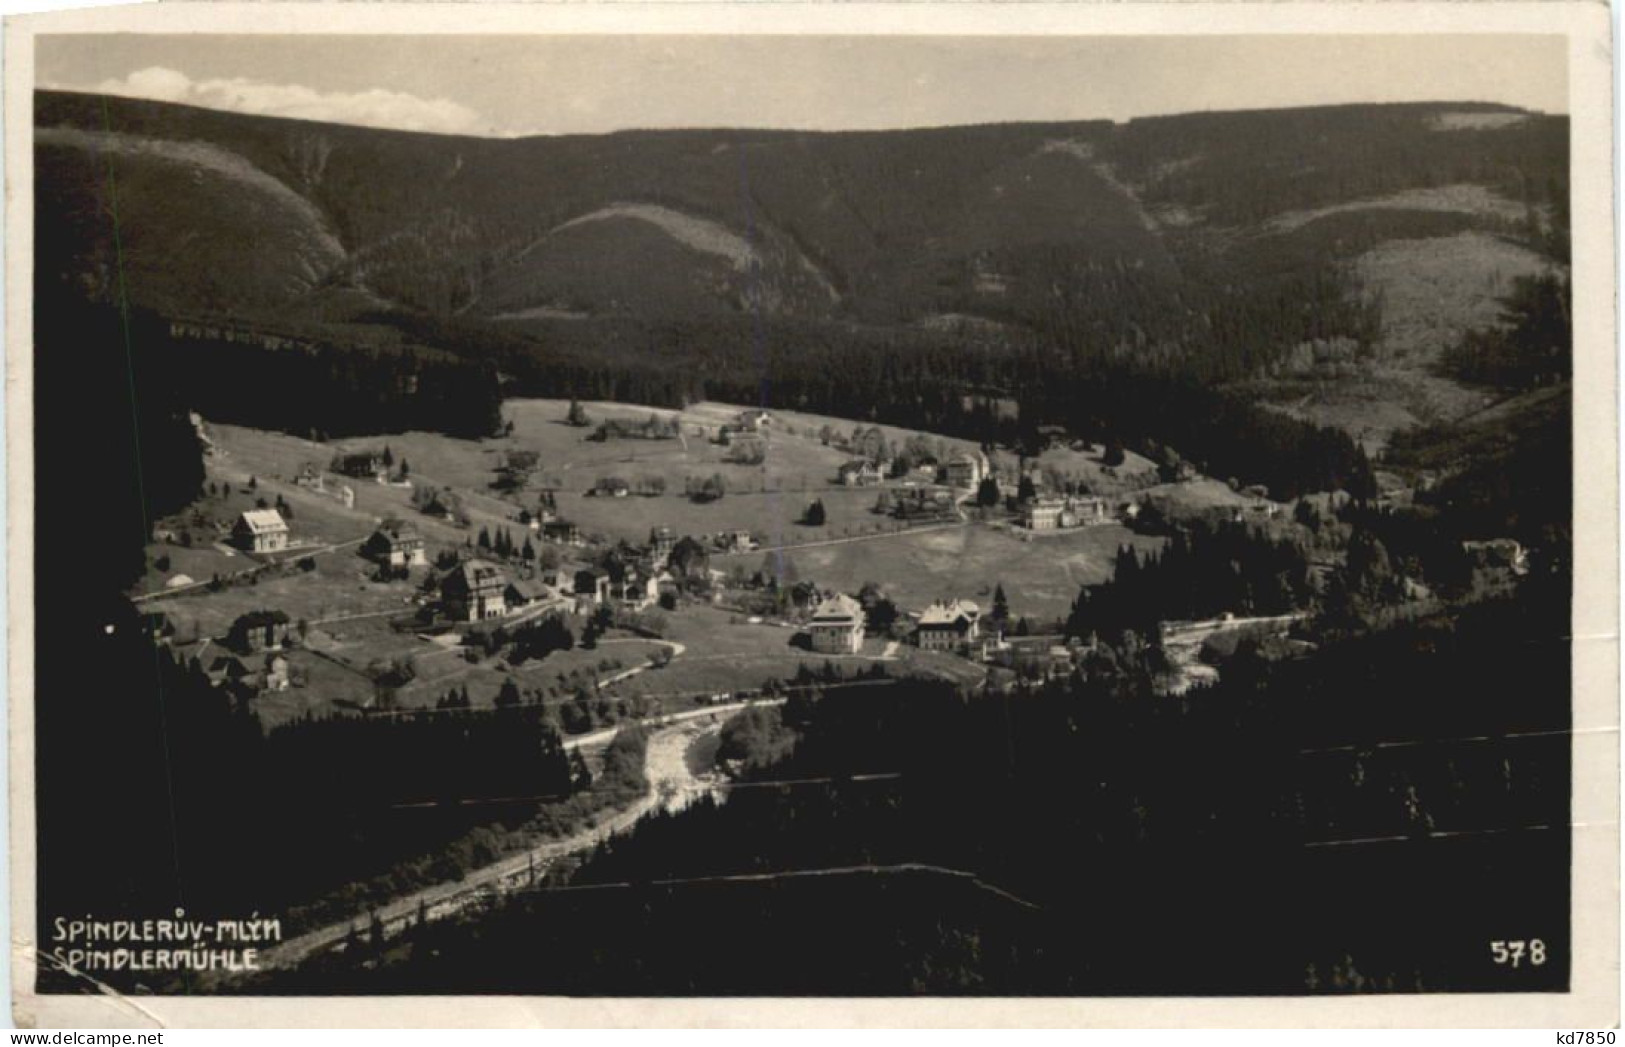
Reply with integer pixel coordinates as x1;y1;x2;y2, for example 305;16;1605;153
56;66;490;136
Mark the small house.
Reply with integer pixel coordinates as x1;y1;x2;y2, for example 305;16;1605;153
1023;497;1067;531
838;460;883;487
1068;497;1111;527
231;509;289;553
1025;495;1111;530
806;593;865;655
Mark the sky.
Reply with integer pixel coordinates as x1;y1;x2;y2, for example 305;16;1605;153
36;34;1567;138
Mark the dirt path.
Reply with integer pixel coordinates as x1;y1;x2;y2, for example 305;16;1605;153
592;639;687;687
247;714;730;974
131;537;367;603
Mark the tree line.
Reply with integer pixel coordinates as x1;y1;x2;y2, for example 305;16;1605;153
1063;521;1314;642
59;298;507;443
277;583;1569;996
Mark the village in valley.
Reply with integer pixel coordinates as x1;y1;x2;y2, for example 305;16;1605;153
133;395;1529;740
32;43;1575;995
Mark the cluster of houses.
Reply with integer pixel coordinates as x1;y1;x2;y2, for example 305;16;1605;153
430;521;710;625
560;525;729;616
269;507;722;630
506;495;584;547
438;558;564;622
341;516;570;624
835;449;992;492
543;520;584;546
568;562;669;614
914;599;985;654
196;492;1106;708
203;648;291;696
193;609;296;699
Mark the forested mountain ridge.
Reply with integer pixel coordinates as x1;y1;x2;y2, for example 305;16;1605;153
36;92;1568;488
36;92;1564;327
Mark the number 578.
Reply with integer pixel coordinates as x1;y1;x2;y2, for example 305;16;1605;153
1491;939;1547;967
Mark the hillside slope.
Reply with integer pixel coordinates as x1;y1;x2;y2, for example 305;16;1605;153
38;93;1563;322
34;91;1569;454
36;126;347;314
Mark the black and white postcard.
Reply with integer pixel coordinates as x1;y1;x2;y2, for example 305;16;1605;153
5;1;1616;1029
